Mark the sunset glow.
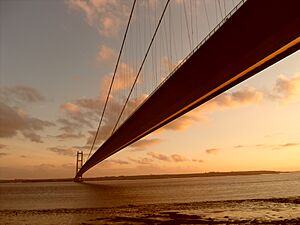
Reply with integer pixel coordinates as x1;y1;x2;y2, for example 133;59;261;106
0;0;299;179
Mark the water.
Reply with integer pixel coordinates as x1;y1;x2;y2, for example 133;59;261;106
1;172;300;210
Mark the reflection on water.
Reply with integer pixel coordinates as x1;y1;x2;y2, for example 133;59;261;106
0;172;300;210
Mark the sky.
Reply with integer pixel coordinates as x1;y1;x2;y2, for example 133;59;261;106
0;0;299;179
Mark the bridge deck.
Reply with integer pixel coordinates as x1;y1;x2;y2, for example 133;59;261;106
76;0;300;178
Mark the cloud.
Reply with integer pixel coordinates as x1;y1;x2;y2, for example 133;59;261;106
203;87;263;111
192;159;204;163
102;63;137;93
59;62;138;134
66;0;128;37
171;154;188;162
59;61;298;153
234;145;245;148
148;74;300;133
278;142;300;147
61;92;148;147
146;152;191;163
22;130;43;143
66;0;96;25
57;118;81;133
163;113;205;131
61;102;81;113
60;102;93;127
54;133;85;140
130;138;163;151
233;142;300;150
205;148;219;155
58;97;105;140
159;86;263;132
72;145;91;151
270;142;300;150
230;88;263;104
0;85;46;104
129;157;153;164
0;152;8;157
268;73;300;101
158;86;264;132
90;0;117;8
58;59;146;146
75;97;102;111
160;73;300;132
99;159;130;168
55;132;85;140
269;142;300;150
97;45;117;63
107;159;130;165
48;146;77;157
100;15;121;37
147;152;170;161
85;130;104;147
0;102;54;142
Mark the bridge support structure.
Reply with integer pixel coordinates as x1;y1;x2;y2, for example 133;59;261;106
74;151;83;182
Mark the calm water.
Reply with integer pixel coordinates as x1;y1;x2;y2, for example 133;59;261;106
1;172;300;210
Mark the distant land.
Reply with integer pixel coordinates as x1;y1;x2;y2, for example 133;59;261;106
0;170;290;183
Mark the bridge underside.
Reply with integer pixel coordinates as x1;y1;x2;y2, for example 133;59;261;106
76;0;300;178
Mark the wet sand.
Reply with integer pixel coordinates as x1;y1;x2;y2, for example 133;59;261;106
1;197;299;224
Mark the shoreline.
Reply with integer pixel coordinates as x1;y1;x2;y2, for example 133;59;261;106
1;197;299;224
0;170;289;183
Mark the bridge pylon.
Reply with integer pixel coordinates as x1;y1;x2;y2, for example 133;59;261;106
74;151;83;182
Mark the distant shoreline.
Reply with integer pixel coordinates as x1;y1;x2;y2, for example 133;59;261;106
0;170;290;183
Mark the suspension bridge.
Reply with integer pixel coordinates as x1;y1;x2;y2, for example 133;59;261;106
75;0;300;181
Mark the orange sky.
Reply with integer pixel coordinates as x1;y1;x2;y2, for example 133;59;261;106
0;0;299;179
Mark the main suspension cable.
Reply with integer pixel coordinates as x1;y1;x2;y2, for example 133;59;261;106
111;0;171;134
87;0;137;159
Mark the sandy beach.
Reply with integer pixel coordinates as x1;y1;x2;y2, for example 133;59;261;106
1;197;299;224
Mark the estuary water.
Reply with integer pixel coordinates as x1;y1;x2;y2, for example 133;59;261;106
1;172;300;210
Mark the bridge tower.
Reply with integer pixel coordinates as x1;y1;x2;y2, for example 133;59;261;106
74;151;83;182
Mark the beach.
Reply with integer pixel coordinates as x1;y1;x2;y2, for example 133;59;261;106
1;172;300;224
1;197;300;224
